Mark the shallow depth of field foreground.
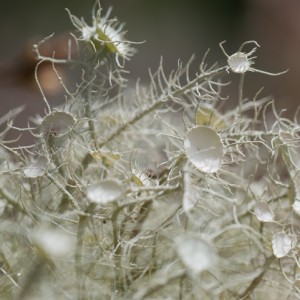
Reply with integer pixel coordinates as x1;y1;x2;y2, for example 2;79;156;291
1;2;300;299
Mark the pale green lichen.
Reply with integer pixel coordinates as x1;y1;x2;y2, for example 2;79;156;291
0;2;299;300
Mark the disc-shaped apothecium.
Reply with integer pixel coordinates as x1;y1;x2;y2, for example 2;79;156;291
272;232;295;258
87;179;124;205
41;111;76;137
184;126;223;173
32;227;74;259
220;40;288;76
227;52;252;73
175;234;217;274
254;202;274;222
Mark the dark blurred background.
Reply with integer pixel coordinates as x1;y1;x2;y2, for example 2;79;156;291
1;0;300;144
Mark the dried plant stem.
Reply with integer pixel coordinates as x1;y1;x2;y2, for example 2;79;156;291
132;269;187;300
0;267;20;289
238;73;245;117
75;215;88;300
46;173;80;210
238;255;276;299
0;187;27;215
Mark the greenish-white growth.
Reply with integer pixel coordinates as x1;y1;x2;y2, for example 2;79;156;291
0;2;299;299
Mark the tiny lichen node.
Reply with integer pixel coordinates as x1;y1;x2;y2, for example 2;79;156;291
219;40;288;76
67;2;135;64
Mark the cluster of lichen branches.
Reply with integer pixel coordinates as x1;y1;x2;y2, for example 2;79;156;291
0;2;300;300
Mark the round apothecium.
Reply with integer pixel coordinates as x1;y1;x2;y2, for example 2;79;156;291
184;126;223;173
219;40;288;76
227;52;252;73
87;179;124;205
41;111;76;137
272;232;296;258
175;234;217;274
